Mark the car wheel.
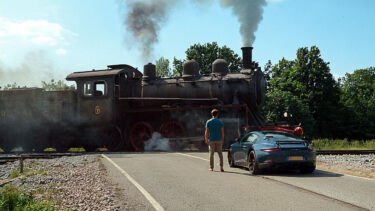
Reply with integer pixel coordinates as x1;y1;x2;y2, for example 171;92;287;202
300;166;315;174
228;151;236;167
248;151;260;175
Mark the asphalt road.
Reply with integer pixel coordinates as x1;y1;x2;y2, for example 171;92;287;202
102;152;375;211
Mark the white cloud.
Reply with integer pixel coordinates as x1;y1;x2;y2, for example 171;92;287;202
56;48;67;55
0;17;73;47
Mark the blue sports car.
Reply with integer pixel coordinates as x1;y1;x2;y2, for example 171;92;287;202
228;127;316;174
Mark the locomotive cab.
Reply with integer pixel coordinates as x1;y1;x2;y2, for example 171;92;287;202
66;64;142;127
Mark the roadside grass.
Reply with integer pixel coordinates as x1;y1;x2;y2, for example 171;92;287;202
9;167;47;179
0;185;56;211
10;170;20;179
312;139;375;150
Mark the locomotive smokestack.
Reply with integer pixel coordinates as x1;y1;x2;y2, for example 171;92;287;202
241;47;253;69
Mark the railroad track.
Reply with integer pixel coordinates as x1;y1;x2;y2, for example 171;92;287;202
0;152;85;164
0;149;374;161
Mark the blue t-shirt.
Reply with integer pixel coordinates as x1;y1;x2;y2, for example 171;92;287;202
206;118;223;141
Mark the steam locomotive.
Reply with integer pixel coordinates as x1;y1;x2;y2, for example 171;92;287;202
0;47;265;152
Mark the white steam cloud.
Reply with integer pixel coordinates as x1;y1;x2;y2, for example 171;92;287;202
0;51;60;88
122;0;267;61
144;132;171;151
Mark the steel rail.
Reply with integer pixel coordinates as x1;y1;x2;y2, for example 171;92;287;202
0;150;374;162
316;150;375;155
0;152;85;163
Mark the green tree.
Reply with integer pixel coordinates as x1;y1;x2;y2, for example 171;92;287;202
340;67;375;139
172;57;183;77
267;46;341;138
263;60;272;91
155;57;171;77
262;89;315;136
174;42;242;75
41;79;75;91
2;83;19;90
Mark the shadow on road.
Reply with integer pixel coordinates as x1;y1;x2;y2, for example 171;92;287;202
226;167;344;178
259;169;344;178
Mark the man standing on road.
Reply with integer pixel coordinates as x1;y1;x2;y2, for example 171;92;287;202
205;109;224;172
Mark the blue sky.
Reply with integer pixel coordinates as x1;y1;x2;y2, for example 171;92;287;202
0;0;374;85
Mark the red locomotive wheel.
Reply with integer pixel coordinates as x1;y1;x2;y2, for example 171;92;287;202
161;121;185;149
130;122;152;151
161;121;185;138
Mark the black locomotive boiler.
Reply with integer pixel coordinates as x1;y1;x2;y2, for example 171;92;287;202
0;47;265;152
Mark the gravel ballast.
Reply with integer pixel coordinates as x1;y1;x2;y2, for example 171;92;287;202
317;154;375;179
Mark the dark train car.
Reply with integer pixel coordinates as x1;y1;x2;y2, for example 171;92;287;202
0;88;77;152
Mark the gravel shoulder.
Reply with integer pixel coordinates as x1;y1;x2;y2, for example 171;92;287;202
0;155;132;210
317;154;375;179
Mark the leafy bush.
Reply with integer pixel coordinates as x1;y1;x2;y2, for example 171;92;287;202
0;185;55;211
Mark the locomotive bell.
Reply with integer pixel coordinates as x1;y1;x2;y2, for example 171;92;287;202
183;60;199;79
143;63;156;80
212;59;228;75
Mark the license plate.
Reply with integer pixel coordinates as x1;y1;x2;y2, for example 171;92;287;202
288;156;303;161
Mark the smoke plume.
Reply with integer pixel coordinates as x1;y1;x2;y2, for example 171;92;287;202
122;0;267;61
220;0;267;46
124;0;176;61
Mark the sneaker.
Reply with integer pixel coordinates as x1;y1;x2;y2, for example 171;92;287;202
220;168;224;172
209;168;213;171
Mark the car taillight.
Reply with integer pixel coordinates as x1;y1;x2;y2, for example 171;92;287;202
261;148;280;152
308;147;314;152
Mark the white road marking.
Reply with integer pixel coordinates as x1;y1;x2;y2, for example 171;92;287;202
175;153;209;161
175;153;223;167
101;154;165;211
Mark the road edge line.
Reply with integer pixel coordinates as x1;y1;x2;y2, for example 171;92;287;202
175;153;209;161
101;154;164;211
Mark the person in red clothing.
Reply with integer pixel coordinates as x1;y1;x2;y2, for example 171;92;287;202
205;109;224;172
